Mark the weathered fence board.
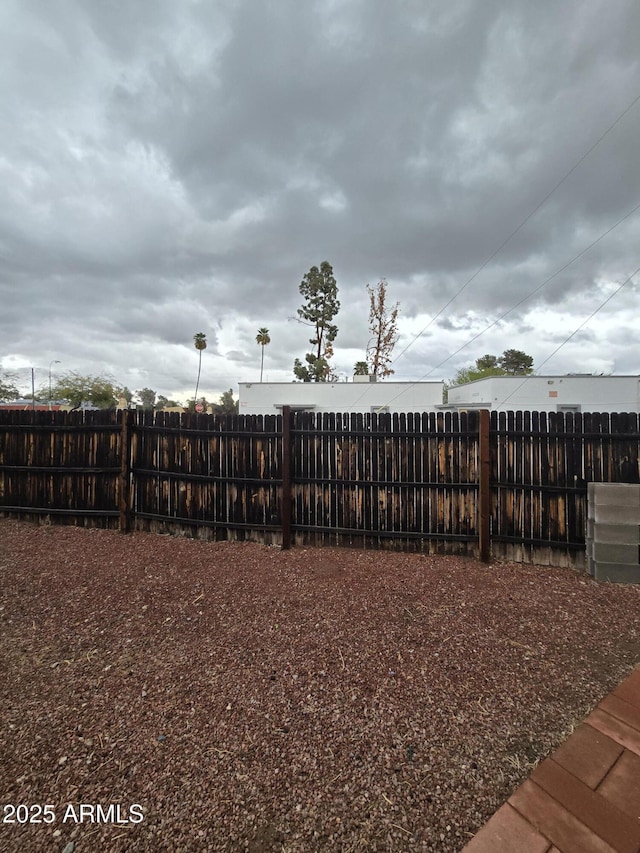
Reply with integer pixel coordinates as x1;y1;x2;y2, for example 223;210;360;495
1;409;638;566
129;412;282;543
0;409;121;526
489;410;640;564
285;411;479;552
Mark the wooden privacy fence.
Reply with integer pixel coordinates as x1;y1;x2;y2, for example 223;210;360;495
1;408;639;566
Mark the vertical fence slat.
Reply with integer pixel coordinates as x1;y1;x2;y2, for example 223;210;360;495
281;406;292;550
119;409;132;533
479;409;491;563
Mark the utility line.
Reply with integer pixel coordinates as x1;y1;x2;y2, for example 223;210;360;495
345;90;640;415
421;200;640;379
494;264;640;409
363;201;640;414
391;89;640;368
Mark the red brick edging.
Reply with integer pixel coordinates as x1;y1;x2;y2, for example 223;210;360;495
461;665;640;853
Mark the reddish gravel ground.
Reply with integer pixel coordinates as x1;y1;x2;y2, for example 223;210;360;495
1;518;639;853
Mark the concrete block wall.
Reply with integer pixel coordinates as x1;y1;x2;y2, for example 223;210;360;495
586;484;640;583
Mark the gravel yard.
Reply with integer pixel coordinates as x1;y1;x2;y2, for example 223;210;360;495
1;519;639;853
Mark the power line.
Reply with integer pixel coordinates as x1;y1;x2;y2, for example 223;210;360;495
360;200;640;413
421;200;640;379
495;264;640;409
391;89;640;368
344;90;640;416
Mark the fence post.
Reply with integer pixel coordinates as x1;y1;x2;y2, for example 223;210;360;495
479;408;491;562
119;409;132;533
281;405;292;549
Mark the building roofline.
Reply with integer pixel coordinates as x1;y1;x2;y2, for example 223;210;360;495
240;379;445;386
451;374;640;387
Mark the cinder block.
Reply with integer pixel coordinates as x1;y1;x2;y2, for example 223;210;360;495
593;524;640;545
590;483;640;506
594;562;640;584
593;505;640;525
592;542;640;564
587;555;595;577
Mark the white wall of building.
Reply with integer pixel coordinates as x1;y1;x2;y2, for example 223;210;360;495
239;379;445;415
447;375;640;413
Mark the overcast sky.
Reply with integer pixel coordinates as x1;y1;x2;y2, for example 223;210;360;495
2;0;639;404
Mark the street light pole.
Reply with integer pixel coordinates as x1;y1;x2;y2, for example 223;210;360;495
49;360;61;410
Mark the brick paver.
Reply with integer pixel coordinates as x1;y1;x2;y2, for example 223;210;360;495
613;668;640;708
530;758;640;852
461;665;640;853
457;803;551;853
600;694;640;733
550;723;622;789
586;708;640;758
597;750;640;822
509;780;619;853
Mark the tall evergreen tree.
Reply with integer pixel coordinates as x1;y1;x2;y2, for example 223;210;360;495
293;261;340;382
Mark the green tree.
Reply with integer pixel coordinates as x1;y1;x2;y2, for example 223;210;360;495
211;388;239;414
156;395;181;410
353;361;369;376
293;261;340;382
475;354;499;371
294;352;333;383
0;369;20;401
49;372;120;409
193;332;207;402
451;363;505;386
450;349;534;386
256;327;271;382
136;388;156;410
366;279;399;378
499;349;534;375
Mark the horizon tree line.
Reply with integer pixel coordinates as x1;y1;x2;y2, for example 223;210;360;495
0;264;536;410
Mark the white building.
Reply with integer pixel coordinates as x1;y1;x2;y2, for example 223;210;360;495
447;375;640;414
239;377;445;415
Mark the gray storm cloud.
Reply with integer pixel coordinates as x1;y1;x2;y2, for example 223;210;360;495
1;0;639;398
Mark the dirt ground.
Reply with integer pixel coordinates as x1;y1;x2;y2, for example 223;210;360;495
1;519;639;852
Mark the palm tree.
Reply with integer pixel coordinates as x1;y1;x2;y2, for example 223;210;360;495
193;332;207;403
256;327;271;382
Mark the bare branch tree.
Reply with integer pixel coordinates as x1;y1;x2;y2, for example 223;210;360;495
366;280;399;378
